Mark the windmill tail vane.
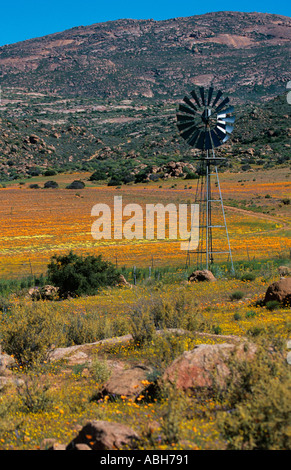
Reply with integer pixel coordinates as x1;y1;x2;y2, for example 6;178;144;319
177;86;235;273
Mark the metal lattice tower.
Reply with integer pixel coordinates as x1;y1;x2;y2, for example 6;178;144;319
176;86;235;273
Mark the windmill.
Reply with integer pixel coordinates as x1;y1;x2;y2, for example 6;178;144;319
176;86;235;273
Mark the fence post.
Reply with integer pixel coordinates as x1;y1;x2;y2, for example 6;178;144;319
133;266;136;285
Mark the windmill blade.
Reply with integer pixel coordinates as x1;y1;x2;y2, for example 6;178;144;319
177;121;201;135
187;129;201;147
204;130;213;150
215;97;230;113
217;115;236;124
217;106;234;117
210;129;223;147
196;131;206;149
216;125;227;134
225;124;234;134
178;104;196;117
190;89;201;107
199;87;206;106
207;87;214;106
216;123;234;134
213;127;227;141
222;134;230;143
177;121;195;133
177;113;196;123
181;125;200;141
212;90;223;108
183;95;197;112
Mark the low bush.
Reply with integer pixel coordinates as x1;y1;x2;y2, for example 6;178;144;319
217;335;291;450
47;251;120;297
230;290;244;301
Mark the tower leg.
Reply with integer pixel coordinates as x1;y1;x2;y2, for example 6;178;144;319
188;155;235;274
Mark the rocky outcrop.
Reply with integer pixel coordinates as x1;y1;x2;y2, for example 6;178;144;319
188;270;216;283
97;364;155;401
66;420;140;450
162;342;257;392
278;266;291;278
264;277;291;306
28;285;59;301
0;347;23;390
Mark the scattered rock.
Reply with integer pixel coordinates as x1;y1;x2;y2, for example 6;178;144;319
264;277;291;306
28;285;59;301
188;269;216;282
28;134;41;145
116;274;132;288
278;266;291;278
0;351;16;375
0;376;24;391
162;342;257;392
98;364;154;400
66;420;140;450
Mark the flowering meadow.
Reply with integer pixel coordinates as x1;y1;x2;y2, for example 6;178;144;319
0;167;290;450
0;167;290;278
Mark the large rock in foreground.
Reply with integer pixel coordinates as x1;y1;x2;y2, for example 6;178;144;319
264;277;291;306
98;364;154;400
66;420;140;450
162;342;257;392
188;270;216;282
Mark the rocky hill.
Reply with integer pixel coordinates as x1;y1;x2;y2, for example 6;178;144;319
0;11;290;181
0;11;290;103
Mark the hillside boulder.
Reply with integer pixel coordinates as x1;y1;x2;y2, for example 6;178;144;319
66;420;140;450
278;266;291;278
264;277;291;306
28;285;59;301
188;269;216;283
162;342;257;392
98;364;155;400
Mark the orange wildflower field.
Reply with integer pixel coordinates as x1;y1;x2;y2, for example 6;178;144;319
0;167;290;278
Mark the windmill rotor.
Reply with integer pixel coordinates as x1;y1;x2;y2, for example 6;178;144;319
176;86;235;151
177;86;235;273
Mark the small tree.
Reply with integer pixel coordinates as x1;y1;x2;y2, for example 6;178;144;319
47;251;120;297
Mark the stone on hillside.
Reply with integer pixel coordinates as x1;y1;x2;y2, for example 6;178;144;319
188;269;216;282
66;420;140;450
0;376;24;391
278;266;291;277
98;364;154;400
28;285;59;301
264;277;291;306
162;342;257;392
116;274;132;288
0;351;16;375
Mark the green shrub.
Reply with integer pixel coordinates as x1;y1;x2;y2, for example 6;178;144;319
47;251;120;297
241;272;256;281
91;357;111;385
0;302;66;366
16;372;53;413
265;300;281;311
230;290;244;301
245;310;257;318
233;313;242;321
217;338;291;450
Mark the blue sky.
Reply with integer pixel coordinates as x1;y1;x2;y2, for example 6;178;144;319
0;0;290;47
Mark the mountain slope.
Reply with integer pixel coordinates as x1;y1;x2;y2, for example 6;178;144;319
0;11;290;103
